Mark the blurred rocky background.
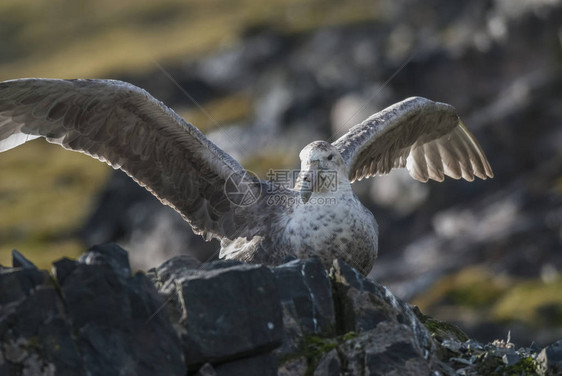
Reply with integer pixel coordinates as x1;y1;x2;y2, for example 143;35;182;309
0;0;561;350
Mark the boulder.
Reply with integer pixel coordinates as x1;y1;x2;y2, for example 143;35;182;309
272;257;336;357
537;340;562;376
313;349;341;376
330;259;435;353
149;258;283;367
339;322;433;376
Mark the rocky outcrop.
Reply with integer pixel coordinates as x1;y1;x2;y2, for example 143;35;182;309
0;246;185;376
2;244;559;375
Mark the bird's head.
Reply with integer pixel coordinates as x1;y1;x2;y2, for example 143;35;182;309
296;141;349;203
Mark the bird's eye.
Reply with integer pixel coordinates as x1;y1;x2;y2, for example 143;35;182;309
327;154;333;161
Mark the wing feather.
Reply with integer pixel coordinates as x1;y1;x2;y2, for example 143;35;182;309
458;121;493;179
0;78;279;242
332;97;493;183
438;141;463;180
423;142;445;182
408;142;429;182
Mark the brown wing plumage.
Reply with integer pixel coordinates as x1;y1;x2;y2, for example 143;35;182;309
332;97;493;183
0;78;274;241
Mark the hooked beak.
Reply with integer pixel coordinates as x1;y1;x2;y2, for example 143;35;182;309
300;186;312;204
299;159;320;204
299;171;313;204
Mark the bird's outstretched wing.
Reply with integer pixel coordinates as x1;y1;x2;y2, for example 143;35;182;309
332;97;493;183
0;78;273;241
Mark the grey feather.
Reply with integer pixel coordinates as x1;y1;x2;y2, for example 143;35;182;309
0;78;283;243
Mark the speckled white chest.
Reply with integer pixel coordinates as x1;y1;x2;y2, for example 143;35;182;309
281;190;378;273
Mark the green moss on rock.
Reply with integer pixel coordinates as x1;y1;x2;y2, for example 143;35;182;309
302;336;338;376
412;305;469;343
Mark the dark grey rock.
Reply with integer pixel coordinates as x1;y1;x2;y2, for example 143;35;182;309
271;259;452;375
52;257;79;285
0;264;82;374
537;340;562;376
313;349;341;376
54;244;186;375
277;356;307;376
339;322;433;376
198;259;245;271
272;258;336;356
0;265;49;306
147;254;205;326
213;353;277;376
147;254;201;292
196;363;217;376
172;262;283;367
502;352;520;367
0;285;82;375
79;243;131;278
56;263;132;328
11;249;36;269
330;259;434;353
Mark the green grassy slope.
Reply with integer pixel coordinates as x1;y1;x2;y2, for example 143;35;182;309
0;0;379;81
